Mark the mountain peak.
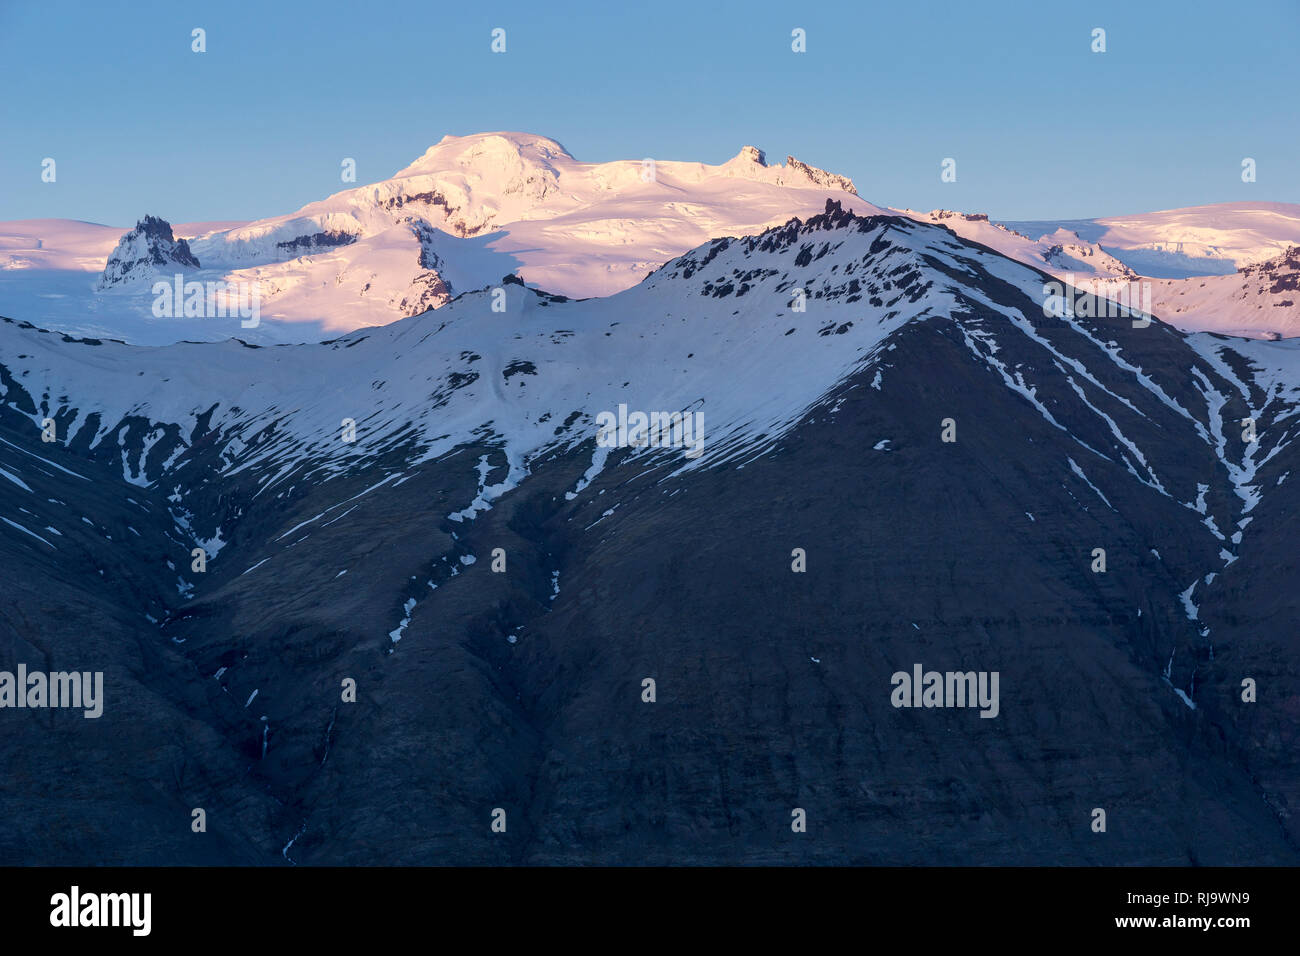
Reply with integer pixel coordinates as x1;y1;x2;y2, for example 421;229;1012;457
782;155;858;196
393;131;574;180
27;133;884;342
96;214;200;291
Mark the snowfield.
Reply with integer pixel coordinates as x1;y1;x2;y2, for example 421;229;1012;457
0;133;880;344
902;204;1300;340
3;200;1295;580
4;131;1294;346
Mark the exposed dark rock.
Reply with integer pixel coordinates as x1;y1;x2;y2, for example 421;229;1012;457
96;215;200;290
275;231;358;255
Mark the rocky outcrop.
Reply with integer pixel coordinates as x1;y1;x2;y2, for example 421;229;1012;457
96;215;200;290
275;231;358;256
783;155;858;195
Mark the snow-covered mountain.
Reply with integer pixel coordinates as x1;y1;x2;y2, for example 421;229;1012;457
1145;244;1300;338
6;199;1300;864
0;133;878;344
898;209;1140;282
5;200;1298;667
0;203;937;514
95;215;201;290
1002;202;1300;276
900;204;1300;339
1;132;1296;344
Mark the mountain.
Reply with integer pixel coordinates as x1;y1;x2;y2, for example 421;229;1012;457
3;200;1298;864
899;209;1140;283
902;204;1300;340
1146;244;1300;338
0;133;877;345
1001;202;1300;276
95;215;201;290
3;134;1296;345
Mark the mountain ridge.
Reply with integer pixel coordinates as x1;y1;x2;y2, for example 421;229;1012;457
4;198;1299;864
2;131;1297;345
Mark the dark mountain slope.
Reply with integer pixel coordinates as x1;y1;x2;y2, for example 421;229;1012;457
0;203;1296;864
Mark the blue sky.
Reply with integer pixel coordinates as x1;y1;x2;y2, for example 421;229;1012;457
2;0;1296;224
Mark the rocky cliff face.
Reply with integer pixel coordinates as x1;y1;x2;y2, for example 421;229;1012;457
95;215;200;290
2;203;1297;864
782;155;858;195
1150;244;1300;338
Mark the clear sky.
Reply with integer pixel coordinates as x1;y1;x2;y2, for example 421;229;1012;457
2;0;1296;225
